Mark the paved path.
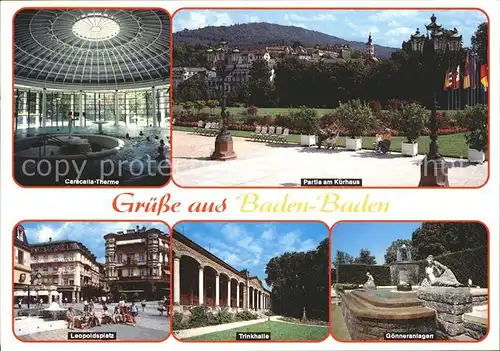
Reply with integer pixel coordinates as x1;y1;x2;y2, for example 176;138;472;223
173;131;487;187
15;301;170;341
174;316;278;339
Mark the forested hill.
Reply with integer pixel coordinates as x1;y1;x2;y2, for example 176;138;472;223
173;22;399;59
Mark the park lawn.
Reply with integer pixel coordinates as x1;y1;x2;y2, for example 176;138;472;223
174;125;470;159
184;320;329;341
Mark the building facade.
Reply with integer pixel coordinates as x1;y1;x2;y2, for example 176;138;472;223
172;230;271;313
30;238;100;302
104;226;170;301
13;225;32;302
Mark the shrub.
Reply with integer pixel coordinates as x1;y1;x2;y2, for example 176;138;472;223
333;99;375;138
187;306;210;328
368;100;382;113
394;102;429;143
293;106;320;135
246;105;258;116
234;310;258;321
259;115;274;126
213;307;234;324
463;104;488;152
336;264;391;285
172;312;188;330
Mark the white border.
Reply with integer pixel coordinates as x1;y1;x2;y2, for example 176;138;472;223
1;1;499;350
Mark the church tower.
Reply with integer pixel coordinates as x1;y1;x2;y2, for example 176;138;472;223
366;33;375;58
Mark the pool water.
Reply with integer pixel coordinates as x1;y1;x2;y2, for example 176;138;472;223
372;289;400;298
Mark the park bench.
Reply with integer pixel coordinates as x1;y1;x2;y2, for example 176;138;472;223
250;125;262;140
265;126;276;142
255;125;268;141
324;131;340;149
193;120;204;134
275;128;290;143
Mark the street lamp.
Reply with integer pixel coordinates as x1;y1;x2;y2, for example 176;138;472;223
24;271;43;309
409;15;462;186
207;42;239;161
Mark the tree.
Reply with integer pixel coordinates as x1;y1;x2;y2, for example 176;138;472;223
205;99;218;116
354;249;376;265
193;100;205;114
332;250;355;284
265;238;329;321
248;59;275;106
411;222;487;260
384;239;413;264
471;22;488;64
175;76;209;102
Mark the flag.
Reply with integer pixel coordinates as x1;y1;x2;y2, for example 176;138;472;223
443;69;452;90
452;65;460;90
463;54;471;89
471;56;477;89
480;64;488;88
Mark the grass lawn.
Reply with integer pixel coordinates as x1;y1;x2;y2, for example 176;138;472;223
174;105;459;117
184;320;329;341
174;125;471;159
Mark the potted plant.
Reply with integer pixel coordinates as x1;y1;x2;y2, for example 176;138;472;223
395;102;429;157
334;99;374;151
464;104;487;163
294;107;319;146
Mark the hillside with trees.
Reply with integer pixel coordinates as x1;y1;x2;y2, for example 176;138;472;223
173;22;398;60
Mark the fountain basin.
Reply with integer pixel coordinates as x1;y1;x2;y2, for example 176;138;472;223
15;134;125;161
340;289;435;340
14;316;67;336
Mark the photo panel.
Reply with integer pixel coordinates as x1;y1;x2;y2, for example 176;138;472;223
330;221;489;342
13;220;171;341
171;221;330;342
171;8;489;188
13;8;172;187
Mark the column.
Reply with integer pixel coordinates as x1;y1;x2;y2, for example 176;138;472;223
215;273;220;307
35;92;40;127
227;280;231;307
72;291;76;302
173;256;180;305
70;94;74;116
253;290;256;310
114;90;119;125
247;287;250;309
236;283;240;308
21;91;28;127
159;89;165;127
151;86;157;127
198;266;204;305
78;91;84;127
76;291;80;302
260;292;262;310
125;93;130;125
42;88;47;127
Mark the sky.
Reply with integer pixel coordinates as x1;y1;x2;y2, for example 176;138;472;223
331;222;423;265
21;221;170;263
175;222;328;289
173;10;487;48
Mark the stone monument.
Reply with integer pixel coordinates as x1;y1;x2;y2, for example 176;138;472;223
389;244;419;291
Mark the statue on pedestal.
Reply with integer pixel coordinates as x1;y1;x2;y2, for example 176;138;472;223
363;272;376;290
421;255;462;287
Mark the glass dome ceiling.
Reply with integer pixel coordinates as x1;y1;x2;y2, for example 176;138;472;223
14;9;171;89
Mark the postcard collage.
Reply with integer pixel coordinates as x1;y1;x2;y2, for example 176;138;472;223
0;1;498;351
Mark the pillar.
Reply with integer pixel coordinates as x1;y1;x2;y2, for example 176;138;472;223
151;86;157;127
42;88;47;127
114;90;119;125
125;93;130;125
78;91;84;127
22;91;28;114
236;283;240;308
76;291;80;302
72;291;76;302
198;266;204;305
227;280;231;307
35;92;40;127
70;94;75;117
253;289;256;310
260;292;262;309
159;89;165;127
247;287;250;309
173;256;180;305
215;273;220;307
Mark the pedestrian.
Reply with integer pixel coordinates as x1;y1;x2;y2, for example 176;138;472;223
17;298;22;309
141;299;146;312
83;299;89;313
